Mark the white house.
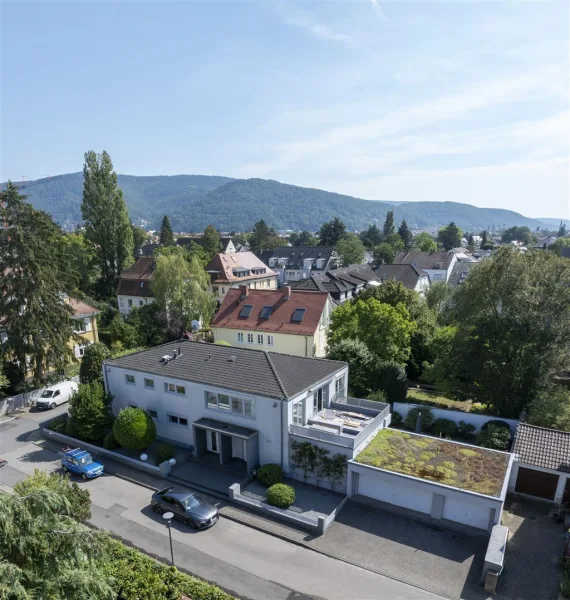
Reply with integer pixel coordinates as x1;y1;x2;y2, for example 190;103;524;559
103;341;390;485
116;257;156;316
374;264;430;294
258;246;336;285
393;251;457;283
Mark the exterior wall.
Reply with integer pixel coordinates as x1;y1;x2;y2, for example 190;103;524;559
104;364;285;467
212;327;315;357
211;275;278;304
224;240;237;253
414;276;431;295
117;294;155;316
422;254;457;284
393;402;519;434
69;315;100;359
508;461;569;504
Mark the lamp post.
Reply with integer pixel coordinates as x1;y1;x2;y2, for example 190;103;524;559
163;511;175;566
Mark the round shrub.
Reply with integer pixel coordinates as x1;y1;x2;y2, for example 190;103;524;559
103;431;119;450
113;407;157;450
266;483;296;509
457;420;476;441
156;443;175;464
404;406;434;431
481;419;511;432
391;411;403;427
373;361;408;404
258;463;284;486
430;418;457;438
477;424;512;451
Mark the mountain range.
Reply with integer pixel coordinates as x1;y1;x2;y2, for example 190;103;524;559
10;172;558;233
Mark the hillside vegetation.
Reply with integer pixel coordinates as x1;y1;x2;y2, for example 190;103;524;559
13;172;545;232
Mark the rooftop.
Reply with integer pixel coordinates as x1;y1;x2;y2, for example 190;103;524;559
448;261;479;287
68;297;100;318
258;246;335;270
205;252;277;284
105;340;346;399
355;429;510;497
212;287;329;335
393;251;455;271
374;264;428;289
512;423;570;473
308;408;375;438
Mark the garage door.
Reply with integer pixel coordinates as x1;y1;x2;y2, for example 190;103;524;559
443;496;491;530
515;467;558;500
358;471;432;515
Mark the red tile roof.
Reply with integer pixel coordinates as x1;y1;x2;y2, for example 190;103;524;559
116;257;156;297
68;297;100;318
205;252;277;284
212;287;328;336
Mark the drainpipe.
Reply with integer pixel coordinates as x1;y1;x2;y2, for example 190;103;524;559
102;361;111;397
280;396;286;471
305;336;308;357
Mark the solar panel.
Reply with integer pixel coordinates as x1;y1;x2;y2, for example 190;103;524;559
291;308;306;323
239;304;254;318
260;305;273;319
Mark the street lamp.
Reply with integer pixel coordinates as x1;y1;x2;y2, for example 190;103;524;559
163;511;175;566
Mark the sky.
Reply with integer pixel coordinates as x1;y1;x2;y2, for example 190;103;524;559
1;0;569;219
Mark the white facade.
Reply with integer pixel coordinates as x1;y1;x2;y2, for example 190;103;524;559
117;295;155;316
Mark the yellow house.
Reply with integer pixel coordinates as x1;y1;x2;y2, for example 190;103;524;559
66;297;100;359
211;286;333;358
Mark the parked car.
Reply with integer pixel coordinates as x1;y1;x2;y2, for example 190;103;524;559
150;487;219;529
61;447;104;480
35;380;78;410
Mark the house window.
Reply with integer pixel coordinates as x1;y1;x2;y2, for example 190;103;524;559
218;394;230;411
165;382;185;395
73;319;87;333
334;375;346;400
247;333;254;344
147;408;158;420
237;332;244;343
139;300;144;306
244;399;255;417
119;298;124;307
128;299;133;307
168;414;188;427
313;384;328;413
144;378;154;389
257;334;264;344
204;391;255;418
0;332;7;344
206;391;217;408
221;287;226;294
267;335;274;346
293;398;305;426
125;374;135;385
212;286;219;294
232;397;243;414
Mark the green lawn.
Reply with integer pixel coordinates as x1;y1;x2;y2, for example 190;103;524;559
406;389;489;413
355;429;509;497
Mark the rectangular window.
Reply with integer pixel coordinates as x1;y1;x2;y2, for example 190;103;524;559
232;397;243;414
144;378;154;389
218;394;230;411
293;398;305;425
176;385;185;395
267;335;274;346
168;414;188;427
128;299;133;307
0;332;7;344
119;298;124;307
73;320;87;333
334;375;346;400
244;399;255;418
257;334;263;344
237;332;244;343
206;391;217;408
221;287;226;294
125;374;135;385
165;383;176;393
247;333;254;344
147;409;158;419
313;384;329;413
205;391;255;418
139;300;144;306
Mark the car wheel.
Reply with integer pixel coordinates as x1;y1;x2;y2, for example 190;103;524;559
186;517;197;529
81;473;87;480
154;504;164;514
50;402;56;409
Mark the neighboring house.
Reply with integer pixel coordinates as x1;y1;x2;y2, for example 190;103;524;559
177;236;236;254
560;247;570;259
393;251;457;283
290;273;354;304
205;252;278;305
67;297;100;359
116;257;156;315
139;243;159;257
508;423;570;504
536;236;557;248
258;246;336;285
103;340;390;489
211;286;334;357
448;261;479;288
374;264;430;293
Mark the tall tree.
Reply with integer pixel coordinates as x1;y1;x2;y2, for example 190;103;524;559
159;215;174;246
413;232;437;252
437;222;462;250
249;219;282;253
558;221;567;238
467;234;475;251
202;224;222;259
0;183;77;381
81;150;133;297
397;219;413;249
373;242;397;265
131;223;148;250
383;210;395;236
290;231;317;246
501;226;532;245
60;231;98;295
319;217;346;247
359;224;383;249
336;234;366;266
481;230;488;246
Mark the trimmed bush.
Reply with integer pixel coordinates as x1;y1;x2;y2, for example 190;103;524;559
404;406;434;431
457;420;476;441
390;411;403;427
477;424;512;451
156;443;175;464
430;418;457;438
373;361;408;404
257;463;284;487
367;390;387;403
266;483;296;509
48;416;67;433
113;407;157;450
103;431;119;450
481;419;511;432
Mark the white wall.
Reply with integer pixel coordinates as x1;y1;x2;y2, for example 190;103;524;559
393;402;519;434
117;295;154;316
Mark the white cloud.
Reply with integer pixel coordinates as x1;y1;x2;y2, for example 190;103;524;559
369;0;391;23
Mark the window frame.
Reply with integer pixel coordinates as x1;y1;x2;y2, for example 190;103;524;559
164;382;185;395
267;335;274;346
147;408;158;420
257;334;264;345
205;391;255;419
247;333;254;344
167;413;188;427
237;332;244;343
144;378;155;389
125;374;136;385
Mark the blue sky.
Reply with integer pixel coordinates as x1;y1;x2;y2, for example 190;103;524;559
1;0;568;218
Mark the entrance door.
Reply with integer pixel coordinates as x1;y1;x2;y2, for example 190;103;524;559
515;466;558;500
232;437;245;460
206;430;219;453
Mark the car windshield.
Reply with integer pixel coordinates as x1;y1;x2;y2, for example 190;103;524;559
182;495;201;509
78;456;93;466
40;390;54;398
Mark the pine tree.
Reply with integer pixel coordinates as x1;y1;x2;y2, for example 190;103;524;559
383;210;396;236
202;224;221;259
159;215;174;246
397;219;413;249
481;230;488;246
558;221;567;238
0;183;77;381
81;151;134;297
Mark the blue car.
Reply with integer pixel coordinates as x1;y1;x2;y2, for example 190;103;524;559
61;448;104;480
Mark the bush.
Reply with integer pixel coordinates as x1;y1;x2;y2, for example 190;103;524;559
64;420;79;437
404;407;434;431
457;420;476;441
266;483;296;509
257;464;284;486
156;443;175;464
113;407;157;450
391;411;403;427
103;431;119;450
477;424;512;451
373;361;408;404
481;419;511;432
67;382;114;442
430;418;457;438
79;342;111;385
48;416;67;433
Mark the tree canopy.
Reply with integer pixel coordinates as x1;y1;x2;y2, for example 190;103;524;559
79;342;111;385
437;222;462;251
319;217;346;247
201;225;222;259
397;219;413;249
159;215;174;246
249;219;282;253
501;225;533;245
383;210;395;236
336;233;366;267
289;230;317;246
359;224;383;249
413;232;437;252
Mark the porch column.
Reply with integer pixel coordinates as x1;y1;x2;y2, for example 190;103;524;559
554;473;567;504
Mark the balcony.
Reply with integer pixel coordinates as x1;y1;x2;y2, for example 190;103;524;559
289;397;390;451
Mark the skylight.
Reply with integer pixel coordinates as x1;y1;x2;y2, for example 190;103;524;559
291;308;306;323
260;305;273;319
239;304;254;318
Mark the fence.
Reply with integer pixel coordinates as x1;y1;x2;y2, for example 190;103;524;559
0;377;79;418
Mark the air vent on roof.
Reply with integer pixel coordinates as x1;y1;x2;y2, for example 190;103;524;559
299;252;304;257
160;354;173;364
228;356;237;362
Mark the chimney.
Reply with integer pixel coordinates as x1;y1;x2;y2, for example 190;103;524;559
283;286;292;300
240;285;248;300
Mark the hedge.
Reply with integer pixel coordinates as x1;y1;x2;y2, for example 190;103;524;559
430;418;457;438
404;406;434;431
113;407;157;450
266;483;295;509
257;464;283;486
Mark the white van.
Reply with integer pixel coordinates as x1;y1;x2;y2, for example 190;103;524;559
35;381;79;410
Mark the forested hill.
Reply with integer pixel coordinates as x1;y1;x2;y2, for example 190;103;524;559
12;172;546;232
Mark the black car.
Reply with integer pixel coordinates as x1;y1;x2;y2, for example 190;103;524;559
150;487;219;529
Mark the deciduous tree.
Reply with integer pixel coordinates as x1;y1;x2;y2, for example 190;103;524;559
373;242;397;265
413;232;437;252
359;224;383;249
79;342;111;384
249;219;282;253
289;231;317;246
383;210;395;236
319;217;346;247
336;234;365;266
131;223;148;250
437;222;462;251
201;224;222;259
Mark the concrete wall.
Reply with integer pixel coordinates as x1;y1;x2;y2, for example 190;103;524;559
393;402;519;434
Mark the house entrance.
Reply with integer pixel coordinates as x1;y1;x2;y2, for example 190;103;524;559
206;430;218;453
